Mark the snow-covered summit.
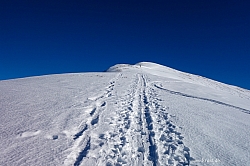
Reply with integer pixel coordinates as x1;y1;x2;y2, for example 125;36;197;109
108;62;250;106
0;62;250;166
107;62;176;72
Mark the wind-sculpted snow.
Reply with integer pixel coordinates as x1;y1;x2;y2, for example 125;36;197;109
0;62;250;166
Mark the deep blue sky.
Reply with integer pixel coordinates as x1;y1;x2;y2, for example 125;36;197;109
1;0;250;89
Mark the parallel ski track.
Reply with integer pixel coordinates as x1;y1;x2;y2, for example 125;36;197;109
105;73;192;166
99;73;153;165
98;73;142;165
64;73;193;166
141;74;159;166
148;80;193;166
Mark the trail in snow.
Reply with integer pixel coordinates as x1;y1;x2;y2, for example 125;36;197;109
63;74;121;166
1;62;250;166
143;75;192;166
154;84;250;115
73;73;193;166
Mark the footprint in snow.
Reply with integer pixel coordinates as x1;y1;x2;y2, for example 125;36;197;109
47;135;58;140
18;130;41;138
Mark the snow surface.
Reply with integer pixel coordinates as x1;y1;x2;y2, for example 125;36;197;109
0;62;250;166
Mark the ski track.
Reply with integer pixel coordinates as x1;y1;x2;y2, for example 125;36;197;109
154;84;250;115
64;73;193;166
94;73;192;166
143;74;192;166
2;63;250;166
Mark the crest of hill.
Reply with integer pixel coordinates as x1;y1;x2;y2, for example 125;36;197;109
107;62;250;96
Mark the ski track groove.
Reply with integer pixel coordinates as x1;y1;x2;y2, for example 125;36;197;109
98;74;138;165
64;73;193;166
102;73;192;166
154;84;250;115
148;81;193;166
140;74;192;166
141;74;158;166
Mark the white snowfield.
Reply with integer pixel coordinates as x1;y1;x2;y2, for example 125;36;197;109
0;62;249;166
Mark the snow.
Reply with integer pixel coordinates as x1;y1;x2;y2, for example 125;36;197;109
0;62;249;166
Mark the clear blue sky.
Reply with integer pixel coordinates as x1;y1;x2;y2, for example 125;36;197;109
1;0;250;89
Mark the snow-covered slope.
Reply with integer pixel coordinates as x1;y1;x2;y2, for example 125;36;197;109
1;62;249;166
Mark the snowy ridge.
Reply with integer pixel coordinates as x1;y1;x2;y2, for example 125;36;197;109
0;62;250;166
108;62;250;110
109;62;250;95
